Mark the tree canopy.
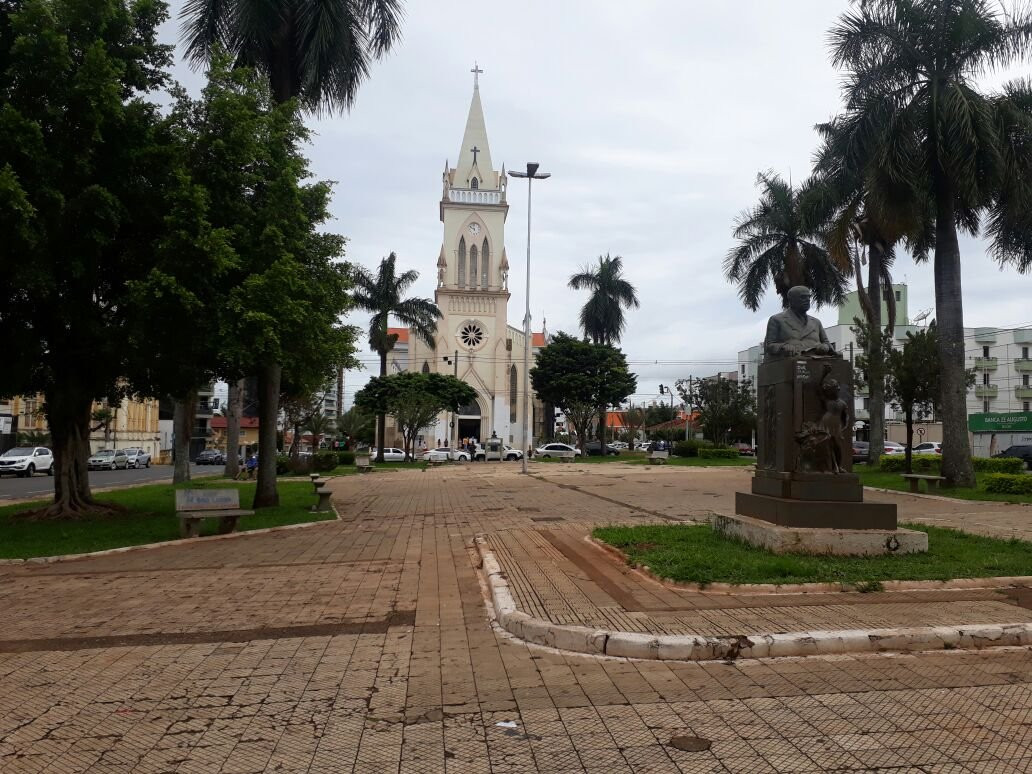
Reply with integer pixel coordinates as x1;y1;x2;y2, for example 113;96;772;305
676;377;756;447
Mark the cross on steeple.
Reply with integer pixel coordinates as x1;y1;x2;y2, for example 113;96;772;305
470;61;483;88
470;145;480;164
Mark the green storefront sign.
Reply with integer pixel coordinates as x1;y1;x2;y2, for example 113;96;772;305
968;412;1032;432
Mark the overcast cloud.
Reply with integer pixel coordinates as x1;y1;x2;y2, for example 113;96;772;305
161;1;1032;408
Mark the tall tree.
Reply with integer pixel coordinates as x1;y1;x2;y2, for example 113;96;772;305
352;253;441;463
725;171;849;311
568;254;639;453
828;0;1032;486
530;333;638;456
677;377;757;447
0;0;175;517
886;325;942;475
181;0;404;501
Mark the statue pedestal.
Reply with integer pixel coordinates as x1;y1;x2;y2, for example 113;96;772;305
721;356;924;556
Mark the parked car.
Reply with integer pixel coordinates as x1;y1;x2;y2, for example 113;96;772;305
534;442;582;458
912;442;942;455
473;442;523;461
194;449;224;465
608;441;628;450
88;449;129;470
370;447;407;462
502;445;524;461
852;440;870;465
120;447;152;469
0;446;54;477
731;442;755;456
883;441;907;455
584;440;620;456
993;445;1032;469
422;447;470;462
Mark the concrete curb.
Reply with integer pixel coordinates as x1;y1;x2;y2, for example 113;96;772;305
585;535;1032;594
0;506;341;566
864;485;1032;506
475;535;1032;661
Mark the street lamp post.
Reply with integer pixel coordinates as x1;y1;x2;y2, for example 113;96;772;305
508;163;550;474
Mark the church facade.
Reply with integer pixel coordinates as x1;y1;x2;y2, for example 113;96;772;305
385;71;548;451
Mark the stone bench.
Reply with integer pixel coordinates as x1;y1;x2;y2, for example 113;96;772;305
647;450;670;465
355;455;373;473
901;473;945;493
311;477;333;512
176;489;254;538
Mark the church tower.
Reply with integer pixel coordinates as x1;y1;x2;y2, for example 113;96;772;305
408;65;533;448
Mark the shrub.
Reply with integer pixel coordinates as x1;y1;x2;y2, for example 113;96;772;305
973;456;1024;474
699;448;739;459
275;454;290;475
983;473;1032;495
337;451;355;466
313;451;337;472
673;440;698;457
879;454;940;473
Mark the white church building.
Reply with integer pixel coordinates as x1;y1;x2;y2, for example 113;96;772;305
384;70;548;451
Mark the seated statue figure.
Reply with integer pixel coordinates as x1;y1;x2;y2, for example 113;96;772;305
764;286;838;359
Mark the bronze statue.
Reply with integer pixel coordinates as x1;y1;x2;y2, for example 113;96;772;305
794;364;848;473
764;286;837;359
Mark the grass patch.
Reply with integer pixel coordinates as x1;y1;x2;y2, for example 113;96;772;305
533;451;754;467
0;479;333;560
592;523;1032;586
859;469;1032;504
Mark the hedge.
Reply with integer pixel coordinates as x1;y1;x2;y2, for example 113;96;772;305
673;440;712;457
983;473;1032;495
312;451;337;472
879;454;1024;474
699;448;740;459
337;451;355;466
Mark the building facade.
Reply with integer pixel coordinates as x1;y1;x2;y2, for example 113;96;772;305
385;71;547;450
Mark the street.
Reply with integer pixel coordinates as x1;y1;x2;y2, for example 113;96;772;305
0;462;225;501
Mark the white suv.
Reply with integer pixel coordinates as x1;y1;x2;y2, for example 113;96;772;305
0;446;54;477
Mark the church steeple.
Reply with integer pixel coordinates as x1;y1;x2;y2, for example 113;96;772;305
454;63;495;189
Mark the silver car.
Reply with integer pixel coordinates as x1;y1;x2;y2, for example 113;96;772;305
88;449;129;470
119;447;152;469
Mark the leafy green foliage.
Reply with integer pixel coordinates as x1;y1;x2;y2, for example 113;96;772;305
974;457;1026;474
337;451;356;466
530;333;638;451
982;473;1032;495
568;254;640;346
698;448;739;459
878;455;941;473
676;377;756;446
593;523;1032;586
312;451;337;472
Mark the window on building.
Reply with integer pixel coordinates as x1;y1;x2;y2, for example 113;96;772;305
470;177;478;189
983;372;990;385
469;245;478;289
1024;374;1030;387
457;237;466;287
740;364;746;376
983;345;990;358
863;398;870;410
1024;346;1030;359
421;362;430;374
1025;401;1031;411
984;398;991;413
510;366;518;423
895;290;901;301
481;239;490;288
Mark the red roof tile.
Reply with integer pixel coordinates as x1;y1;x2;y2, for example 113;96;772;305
532;332;545;347
388;327;409;343
210;417;260;429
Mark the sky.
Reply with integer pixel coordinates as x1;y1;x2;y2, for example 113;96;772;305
161;1;1032;410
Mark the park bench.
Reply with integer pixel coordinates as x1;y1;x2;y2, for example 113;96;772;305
647;450;670;465
310;476;333;512
901;473;945;493
355;453;373;473
176;489;254;538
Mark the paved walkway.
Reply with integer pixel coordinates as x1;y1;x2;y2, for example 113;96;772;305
0;463;1029;772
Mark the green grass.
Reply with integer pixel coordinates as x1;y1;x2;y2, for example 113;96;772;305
592;523;1032;586
534;451;754;467
858;469;1032;504
0;479;333;560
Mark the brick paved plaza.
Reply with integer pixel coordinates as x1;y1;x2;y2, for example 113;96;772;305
1;463;1030;773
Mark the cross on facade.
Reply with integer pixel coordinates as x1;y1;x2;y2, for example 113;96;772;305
470;61;483;87
470;145;480;164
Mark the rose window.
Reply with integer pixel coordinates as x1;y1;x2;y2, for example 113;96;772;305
459;321;485;348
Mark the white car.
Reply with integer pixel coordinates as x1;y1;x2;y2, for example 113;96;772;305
88;449;129;470
371;447;408;462
608;441;629;450
0;446;54;477
883;441;907;455
912;442;942;455
422;447;470;462
474;443;524;461
119;447;152;469
534;442;582;458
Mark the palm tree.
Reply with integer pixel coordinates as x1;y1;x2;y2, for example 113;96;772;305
352;253;441;462
725;171;848;311
181;0;404;506
568;254;639;452
828;0;1032;486
568;254;640;346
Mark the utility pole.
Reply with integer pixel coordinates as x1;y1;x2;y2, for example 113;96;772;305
444;350;458;448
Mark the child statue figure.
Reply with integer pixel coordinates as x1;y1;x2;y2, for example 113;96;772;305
794;365;849;473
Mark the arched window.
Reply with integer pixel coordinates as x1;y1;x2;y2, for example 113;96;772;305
510;365;518;423
481;239;490;288
471;177;479;189
469;245;478;289
421;361;430;374
457;237;466;287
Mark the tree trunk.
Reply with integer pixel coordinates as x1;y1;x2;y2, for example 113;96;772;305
225;379;243;479
933;186;975;487
290;422;301;459
253;362;282;508
33;388;110;519
172;391;196;484
867;243;886;466
375;350;387;463
904;407;914;475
